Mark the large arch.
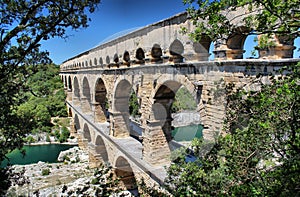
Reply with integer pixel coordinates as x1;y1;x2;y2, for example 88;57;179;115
82;77;92;113
111;79;132;137
114;156;137;190
94;78;108;122
95;135;109;163
143;79;201;165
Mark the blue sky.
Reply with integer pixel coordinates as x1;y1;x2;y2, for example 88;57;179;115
41;0;299;64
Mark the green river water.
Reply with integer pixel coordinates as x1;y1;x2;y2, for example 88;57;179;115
1;144;76;167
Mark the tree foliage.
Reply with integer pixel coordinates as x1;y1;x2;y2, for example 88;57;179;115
0;0;100;173
15;64;67;134
164;63;300;196
183;0;300;42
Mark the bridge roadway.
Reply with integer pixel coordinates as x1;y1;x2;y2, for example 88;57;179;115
67;100;168;185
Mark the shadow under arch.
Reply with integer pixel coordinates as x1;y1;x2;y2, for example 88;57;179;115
151;44;163;63
135;48;145;64
74;114;80;132
169;39;184;63
68;76;72;90
73;76;80;105
95;135;109;163
94;77;108;123
226;26;251;59
114;156;137;190
82;77;92;113
83;123;92;143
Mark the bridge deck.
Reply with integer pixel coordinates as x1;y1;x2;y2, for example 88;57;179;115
69;102;167;184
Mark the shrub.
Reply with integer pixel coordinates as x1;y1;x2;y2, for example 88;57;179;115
41;168;50;176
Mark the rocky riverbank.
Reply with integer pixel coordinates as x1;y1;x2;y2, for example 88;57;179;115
5;147;132;196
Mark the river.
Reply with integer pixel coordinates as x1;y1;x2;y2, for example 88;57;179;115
1;144;76;167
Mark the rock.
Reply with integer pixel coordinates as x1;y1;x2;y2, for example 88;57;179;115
57;146;88;163
172;111;201;128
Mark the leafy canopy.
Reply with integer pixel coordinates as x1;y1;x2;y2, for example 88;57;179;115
164;63;300;196
183;0;300;42
0;0;100;165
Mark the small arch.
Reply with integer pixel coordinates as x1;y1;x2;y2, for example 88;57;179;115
99;57;103;65
113;53;119;63
243;34;258;59
226;27;250;59
115;156;137;190
68;76;72;90
74;114;80;132
135;48;145;61
94;57;98;65
85;61;88;67
95;135;109;163
123;51;130;62
90;59;93;66
151;44;163;62
83;123;91;142
106;56;110;64
193;35;211;61
169;39;184;63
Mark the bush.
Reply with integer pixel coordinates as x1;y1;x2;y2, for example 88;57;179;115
41;168;50;176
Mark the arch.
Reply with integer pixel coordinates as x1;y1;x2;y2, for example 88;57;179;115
123;51;130;62
94;57;98;65
94;78;108;122
95;135;109;163
73;76;80;98
68;107;73;118
151;44;163;62
82;77;91;112
74;114;80;132
68;76;72;90
64;76;67;88
99;57;103;65
111;79;133;137
243;34;258;59
226;27;250;59
115;156;137;190
83;123;91;142
85;61;88;67
89;59;93;66
114;79;132;112
113;53;119;63
170;39;184;56
106;55;110;64
193;35;212;61
135;48;145;62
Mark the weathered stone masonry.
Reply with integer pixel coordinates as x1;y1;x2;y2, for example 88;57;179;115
60;10;299;186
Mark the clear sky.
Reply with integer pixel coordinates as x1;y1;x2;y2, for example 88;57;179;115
41;0;300;64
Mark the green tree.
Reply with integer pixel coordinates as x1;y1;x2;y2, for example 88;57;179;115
0;0;100;193
182;0;299;43
164;64;300;196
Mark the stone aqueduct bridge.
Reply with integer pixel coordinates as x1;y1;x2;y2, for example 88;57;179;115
60;12;299;187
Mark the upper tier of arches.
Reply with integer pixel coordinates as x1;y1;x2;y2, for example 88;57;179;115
60;12;298;71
